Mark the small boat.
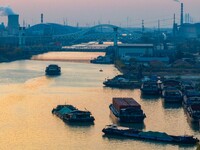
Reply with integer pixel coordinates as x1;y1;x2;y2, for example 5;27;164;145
102;124;199;145
181;81;195;93
52;105;95;123
103;76;137;89
90;56;113;64
162;87;183;103
109;97;146;123
183;96;200;108
186;104;200;122
45;64;61;76
161;79;182;90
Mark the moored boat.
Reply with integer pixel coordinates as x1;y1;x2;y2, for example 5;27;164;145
181;81;195;94
183;96;200;108
162;87;183;103
103;77;136;89
102;124;199;145
186;104;200;122
109;97;146;123
161;79;182;90
90;56;113;64
140;81;161;95
52;105;95;123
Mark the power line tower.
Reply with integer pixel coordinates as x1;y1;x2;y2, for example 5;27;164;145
142;20;145;32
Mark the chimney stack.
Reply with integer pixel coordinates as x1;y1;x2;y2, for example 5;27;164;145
41;13;43;24
7;14;19;35
180;3;184;26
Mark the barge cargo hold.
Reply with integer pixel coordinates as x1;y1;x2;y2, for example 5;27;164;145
102;125;199;145
109;97;146;123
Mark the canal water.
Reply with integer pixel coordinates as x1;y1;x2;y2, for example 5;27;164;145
0;52;199;150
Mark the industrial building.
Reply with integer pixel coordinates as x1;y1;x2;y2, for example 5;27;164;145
178;23;200;39
7;14;19;35
173;3;200;40
0;13;80;47
116;44;169;64
116;44;154;59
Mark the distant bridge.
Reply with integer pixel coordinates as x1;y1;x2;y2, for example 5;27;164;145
52;24;142;44
19;24;143;47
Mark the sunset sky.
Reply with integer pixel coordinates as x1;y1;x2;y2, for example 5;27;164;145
0;0;200;27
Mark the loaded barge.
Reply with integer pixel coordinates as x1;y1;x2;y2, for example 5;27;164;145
52;105;95;123
140;81;161;95
102;125;199;145
45;64;61;76
109;97;146;123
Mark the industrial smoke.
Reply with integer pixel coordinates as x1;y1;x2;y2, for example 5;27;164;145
173;0;180;2
0;6;15;16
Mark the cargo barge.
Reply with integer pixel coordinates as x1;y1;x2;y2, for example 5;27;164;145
103;78;135;89
162;87;183;103
45;64;61;76
140;81;161;95
109;97;146;123
186;104;200;122
183;90;200;107
102;125;199;145
52;105;95;123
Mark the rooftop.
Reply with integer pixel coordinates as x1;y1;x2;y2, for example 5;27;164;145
118;44;154;48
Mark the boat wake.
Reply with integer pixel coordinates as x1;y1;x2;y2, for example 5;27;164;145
23;76;53;90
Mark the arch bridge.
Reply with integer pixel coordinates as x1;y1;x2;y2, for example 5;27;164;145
53;24;142;44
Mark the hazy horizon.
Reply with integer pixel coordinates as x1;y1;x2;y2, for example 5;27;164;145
0;0;200;28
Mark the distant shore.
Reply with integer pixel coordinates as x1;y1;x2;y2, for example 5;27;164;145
0;47;57;63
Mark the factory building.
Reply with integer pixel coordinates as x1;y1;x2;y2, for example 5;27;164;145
116;44;154;59
0;13;80;47
7;14;20;35
173;3;200;40
0;23;5;36
178;23;200;39
116;44;169;64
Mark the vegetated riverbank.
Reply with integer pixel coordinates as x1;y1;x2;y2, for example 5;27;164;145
0;47;31;62
0;46;59;63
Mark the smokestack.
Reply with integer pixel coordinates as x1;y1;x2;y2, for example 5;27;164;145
180;3;183;26
142;20;144;32
7;14;19;34
173;14;177;37
41;13;43;24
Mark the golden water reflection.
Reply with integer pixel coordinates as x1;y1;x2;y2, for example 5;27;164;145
0;52;199;150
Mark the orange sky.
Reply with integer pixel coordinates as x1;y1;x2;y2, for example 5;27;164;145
0;0;200;27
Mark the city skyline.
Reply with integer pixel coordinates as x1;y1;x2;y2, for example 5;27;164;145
0;0;200;27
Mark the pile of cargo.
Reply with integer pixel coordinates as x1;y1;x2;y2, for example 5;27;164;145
109;97;146;123
112;97;141;111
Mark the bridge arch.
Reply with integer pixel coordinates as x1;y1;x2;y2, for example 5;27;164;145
52;24;142;44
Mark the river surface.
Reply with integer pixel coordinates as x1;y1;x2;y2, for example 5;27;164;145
0;52;199;150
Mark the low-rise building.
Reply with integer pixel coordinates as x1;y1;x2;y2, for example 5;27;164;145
116;44;154;59
116;44;169;64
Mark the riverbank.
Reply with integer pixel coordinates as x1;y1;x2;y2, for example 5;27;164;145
114;58;200;80
0;46;61;63
0;47;30;62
